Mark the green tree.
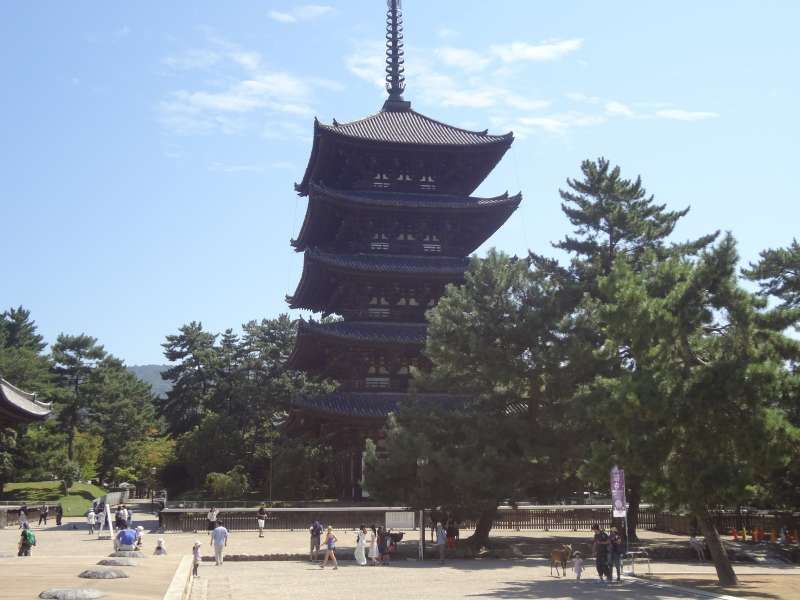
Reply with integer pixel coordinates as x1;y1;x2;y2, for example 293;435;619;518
0;428;18;495
73;431;102;481
0;306;53;396
545;158;717;539
593;235;800;585
13;421;67;481
56;460;82;495
161;322;218;434
205;465;249;499
743;238;800;310
91;357;159;482
51;334;106;460
366;250;577;546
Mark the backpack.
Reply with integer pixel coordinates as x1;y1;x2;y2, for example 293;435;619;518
23;530;36;546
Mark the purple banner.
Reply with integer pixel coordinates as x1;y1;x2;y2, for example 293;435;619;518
610;466;626;518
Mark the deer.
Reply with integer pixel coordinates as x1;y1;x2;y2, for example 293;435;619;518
550;543;572;577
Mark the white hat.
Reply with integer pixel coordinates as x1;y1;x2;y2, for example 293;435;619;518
136;526;144;531
193;540;201;547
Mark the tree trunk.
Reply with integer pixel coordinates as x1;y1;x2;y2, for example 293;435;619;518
627;476;641;542
67;427;75;461
696;508;738;586
468;506;497;549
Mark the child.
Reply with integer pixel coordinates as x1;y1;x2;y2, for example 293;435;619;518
154;537;167;555
573;551;584;581
135;526;145;549
192;540;202;577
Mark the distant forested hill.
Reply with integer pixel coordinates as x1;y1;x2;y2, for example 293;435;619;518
127;364;171;398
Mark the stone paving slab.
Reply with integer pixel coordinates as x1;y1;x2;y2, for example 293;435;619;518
0;555;181;600
185;560;727;600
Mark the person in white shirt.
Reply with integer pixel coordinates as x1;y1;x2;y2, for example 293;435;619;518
210;521;228;565
86;509;97;535
206;507;219;535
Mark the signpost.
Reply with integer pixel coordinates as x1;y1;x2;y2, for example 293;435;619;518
610;465;628;549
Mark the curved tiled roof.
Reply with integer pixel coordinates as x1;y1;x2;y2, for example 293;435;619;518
306;249;469;275
319;110;512;146
288;250;467;311
292;185;522;252
292;391;470;420
310;183;522;210
0;377;52;423
298;320;427;345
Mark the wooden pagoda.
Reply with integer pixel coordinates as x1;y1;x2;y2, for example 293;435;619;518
286;0;522;499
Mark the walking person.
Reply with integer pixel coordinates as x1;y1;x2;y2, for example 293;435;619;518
434;521;447;564
18;523;36;556
18;504;29;529
573;551;585;581
210;520;229;566
206;507;219;535
86;507;97;535
309;519;323;562
354;525;368;566
591;524;611;582
377;526;390;565
368;524;379;566
445;518;457;549
256;506;267;538
608;527;623;582
38;504;49;527
97;505;106;534
320;526;338;569
55;504;63;526
192;540;202;577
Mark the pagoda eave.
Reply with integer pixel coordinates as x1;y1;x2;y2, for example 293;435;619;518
0;378;52;426
292;184;523;253
290;391;471;423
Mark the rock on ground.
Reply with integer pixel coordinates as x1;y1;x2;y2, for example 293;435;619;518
39;589;106;600
78;567;129;579
109;550;145;558
97;557;137;566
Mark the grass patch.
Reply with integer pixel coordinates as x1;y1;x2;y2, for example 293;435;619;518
2;481;107;516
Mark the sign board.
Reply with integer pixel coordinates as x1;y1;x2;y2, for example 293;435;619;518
610;465;627;518
385;511;415;529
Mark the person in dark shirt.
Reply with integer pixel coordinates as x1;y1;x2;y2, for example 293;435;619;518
591;523;611;581
608;527;623;582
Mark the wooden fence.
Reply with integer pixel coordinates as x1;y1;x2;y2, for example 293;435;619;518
159;505;800;535
160;507;419;533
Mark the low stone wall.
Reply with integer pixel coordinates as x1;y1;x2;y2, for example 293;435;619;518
0;505;60;528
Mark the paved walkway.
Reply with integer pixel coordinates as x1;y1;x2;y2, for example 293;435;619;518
186;560;722;600
4;509;799;599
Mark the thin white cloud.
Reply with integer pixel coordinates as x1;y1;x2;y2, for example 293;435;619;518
270;161;297;170
490;39;583;63
655;108;719;121
517;112;607;135
269;5;332;24
163;49;222;70
605;100;635;117
209;162;264;173
437;27;458;39
567;92;602;104
160;35;336;137
435;47;491;72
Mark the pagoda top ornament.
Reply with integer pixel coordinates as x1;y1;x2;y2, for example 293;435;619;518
383;0;411;112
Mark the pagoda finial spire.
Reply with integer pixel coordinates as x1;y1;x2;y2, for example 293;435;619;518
383;0;411;111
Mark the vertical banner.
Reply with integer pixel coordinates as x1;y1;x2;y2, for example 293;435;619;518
610;465;627;518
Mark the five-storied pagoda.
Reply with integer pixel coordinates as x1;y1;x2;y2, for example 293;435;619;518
286;0;522;499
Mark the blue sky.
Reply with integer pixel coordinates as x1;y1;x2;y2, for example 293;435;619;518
2;1;798;365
